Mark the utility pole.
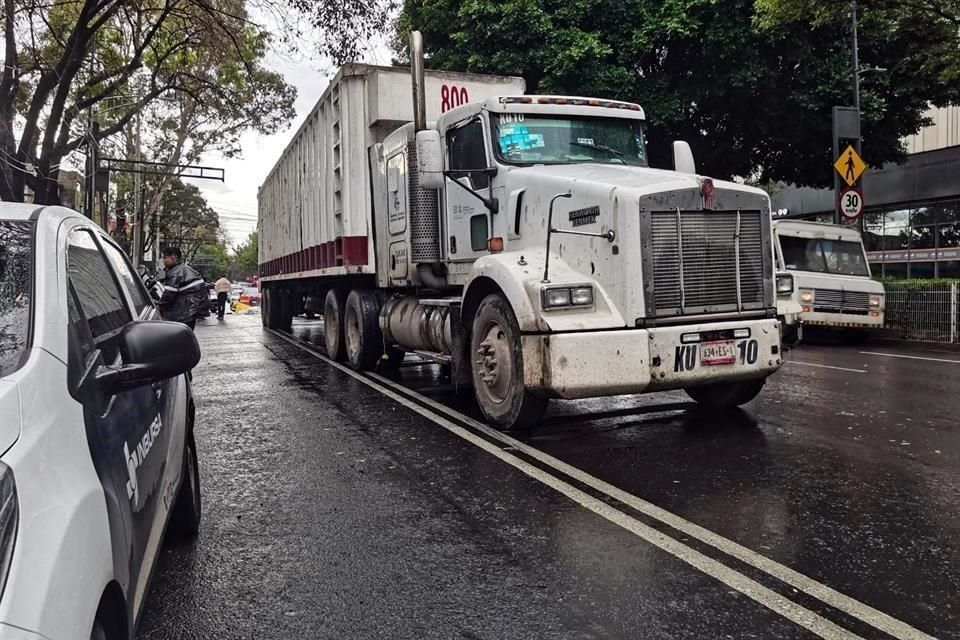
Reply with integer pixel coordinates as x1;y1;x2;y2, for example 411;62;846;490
852;2;861;113
132;108;144;266
84;121;99;219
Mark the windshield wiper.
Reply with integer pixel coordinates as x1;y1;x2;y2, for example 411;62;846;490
570;141;626;164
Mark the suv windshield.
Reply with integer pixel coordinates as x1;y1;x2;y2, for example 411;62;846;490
0;220;34;377
779;235;870;277
493;114;647;166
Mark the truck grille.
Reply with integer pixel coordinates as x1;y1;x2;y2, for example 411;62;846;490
813;289;871;312
650;210;766;316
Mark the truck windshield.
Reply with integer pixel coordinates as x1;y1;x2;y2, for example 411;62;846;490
779;235;870;277
0;220;33;377
493;114;647;167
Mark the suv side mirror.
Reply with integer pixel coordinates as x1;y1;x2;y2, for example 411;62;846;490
416;129;444;190
672;141;696;174
96;321;200;394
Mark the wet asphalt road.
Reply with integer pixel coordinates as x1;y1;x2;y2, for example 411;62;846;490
137;315;960;639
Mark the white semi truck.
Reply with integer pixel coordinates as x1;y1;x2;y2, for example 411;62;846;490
257;33;784;428
773;219;885;341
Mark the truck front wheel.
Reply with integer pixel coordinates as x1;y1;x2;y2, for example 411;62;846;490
324;289;347;362
470;294;548;429
685;378;766;409
344;289;383;371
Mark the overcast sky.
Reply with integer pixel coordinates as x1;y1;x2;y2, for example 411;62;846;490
185;42;393;247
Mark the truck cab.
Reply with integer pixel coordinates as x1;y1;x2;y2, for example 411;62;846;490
772;220;885;337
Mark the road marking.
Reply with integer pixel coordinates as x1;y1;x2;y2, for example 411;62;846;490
368;371;933;640
861;351;960;365
267;330;863;639
785;361;868;374
268;328;936;640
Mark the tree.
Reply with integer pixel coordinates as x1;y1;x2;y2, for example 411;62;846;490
396;0;960;187
146;178;221;262
231;231;258;279
194;242;231;280
1;0;388;206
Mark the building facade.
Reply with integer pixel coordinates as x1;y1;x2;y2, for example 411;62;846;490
772;106;960;278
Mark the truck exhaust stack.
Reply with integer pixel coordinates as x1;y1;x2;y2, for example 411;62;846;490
410;30;426;132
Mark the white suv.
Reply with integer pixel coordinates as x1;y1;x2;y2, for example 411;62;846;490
0;203;201;640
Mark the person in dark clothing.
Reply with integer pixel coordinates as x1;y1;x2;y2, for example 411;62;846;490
159;247;208;329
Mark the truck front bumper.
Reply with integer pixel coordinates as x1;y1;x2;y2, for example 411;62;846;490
521;318;782;399
801;310;884;328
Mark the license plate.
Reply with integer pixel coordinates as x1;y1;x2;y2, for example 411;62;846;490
701;340;737;365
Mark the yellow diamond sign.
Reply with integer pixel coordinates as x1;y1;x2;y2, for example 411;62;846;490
834;145;866;187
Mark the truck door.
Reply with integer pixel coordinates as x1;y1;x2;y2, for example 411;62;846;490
445;118;493;261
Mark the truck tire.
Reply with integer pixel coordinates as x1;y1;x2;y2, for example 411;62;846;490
470;294;548;429
280;290;295;331
685;378;766;409
324;289;347;362
264;287;282;330
344;289;384;371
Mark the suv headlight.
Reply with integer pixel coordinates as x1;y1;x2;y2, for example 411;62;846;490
870;295;882;307
0;462;17;600
776;273;794;295
542;285;594;309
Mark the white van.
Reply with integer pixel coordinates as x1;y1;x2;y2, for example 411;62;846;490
773;220;884;339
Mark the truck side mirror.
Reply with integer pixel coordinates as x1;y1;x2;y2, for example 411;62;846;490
672;141;696;174
416;130;444;190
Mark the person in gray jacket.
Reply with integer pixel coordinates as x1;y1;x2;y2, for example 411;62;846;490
159;246;208;329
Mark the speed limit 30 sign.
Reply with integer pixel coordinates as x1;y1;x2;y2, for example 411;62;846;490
839;187;864;220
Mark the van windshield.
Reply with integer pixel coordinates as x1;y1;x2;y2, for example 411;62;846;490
493;114;647;167
779;235;870;277
0;220;34;377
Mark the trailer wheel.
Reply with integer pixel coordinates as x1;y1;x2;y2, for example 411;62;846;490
685;378;766;409
264;287;283;330
470;294;548;429
344;289;383;371
278;290;294;331
324;289;347;362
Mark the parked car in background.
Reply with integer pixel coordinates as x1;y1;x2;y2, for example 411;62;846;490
0;202;203;640
234;286;261;311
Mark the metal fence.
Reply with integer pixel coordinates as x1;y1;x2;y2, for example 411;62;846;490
883;282;959;343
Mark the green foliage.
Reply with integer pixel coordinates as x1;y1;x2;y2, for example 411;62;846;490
194;243;232;280
232;231;258;278
397;0;960;187
154;179;222;262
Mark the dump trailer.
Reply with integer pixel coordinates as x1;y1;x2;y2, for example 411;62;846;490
258;33;784;428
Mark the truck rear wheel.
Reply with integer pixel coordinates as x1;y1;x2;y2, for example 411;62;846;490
344;289;383;371
264;286;283;330
685;378;766;409
324;289;347;362
470;294;548;429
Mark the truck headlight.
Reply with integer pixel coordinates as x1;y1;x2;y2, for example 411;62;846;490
542;286;594;309
0;462;17;600
776;273;794;295
800;290;814;303
870;296;882;307
570;287;594;306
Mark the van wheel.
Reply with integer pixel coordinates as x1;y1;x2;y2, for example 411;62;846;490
470;294;548;429
324;289;347;362
344;289;383;371
168;435;201;542
685;378;766;409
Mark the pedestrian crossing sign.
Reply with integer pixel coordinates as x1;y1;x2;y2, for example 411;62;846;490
834;145;866;187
